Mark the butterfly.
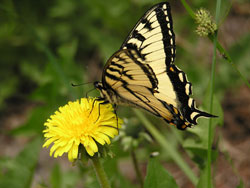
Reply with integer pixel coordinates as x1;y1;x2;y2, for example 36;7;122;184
94;2;216;130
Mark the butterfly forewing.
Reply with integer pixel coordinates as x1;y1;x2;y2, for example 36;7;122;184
121;2;175;66
103;50;158;90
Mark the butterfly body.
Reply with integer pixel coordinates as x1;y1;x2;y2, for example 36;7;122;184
94;2;216;130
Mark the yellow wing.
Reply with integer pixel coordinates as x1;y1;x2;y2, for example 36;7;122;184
96;2;216;130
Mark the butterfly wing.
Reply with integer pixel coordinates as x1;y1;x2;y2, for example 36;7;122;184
100;2;216;130
121;2;175;66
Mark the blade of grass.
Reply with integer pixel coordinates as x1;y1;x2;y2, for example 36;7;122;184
180;0;250;89
207;0;221;187
133;109;198;185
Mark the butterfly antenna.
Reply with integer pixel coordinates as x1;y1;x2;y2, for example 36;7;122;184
71;81;93;87
71;82;97;98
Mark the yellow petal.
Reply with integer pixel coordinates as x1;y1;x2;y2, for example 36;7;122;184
43;97;122;162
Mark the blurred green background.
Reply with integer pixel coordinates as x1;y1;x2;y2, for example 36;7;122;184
0;0;250;187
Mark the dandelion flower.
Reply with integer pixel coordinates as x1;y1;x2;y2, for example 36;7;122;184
43;98;122;162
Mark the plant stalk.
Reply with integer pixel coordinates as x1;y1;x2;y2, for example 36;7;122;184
91;156;111;188
207;0;221;188
131;149;144;188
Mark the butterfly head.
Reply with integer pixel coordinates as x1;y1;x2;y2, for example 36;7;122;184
94;81;119;104
94;81;102;89
94;81;104;95
94;81;110;100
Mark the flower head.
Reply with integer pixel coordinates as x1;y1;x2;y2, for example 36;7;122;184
195;8;217;37
43;98;122;162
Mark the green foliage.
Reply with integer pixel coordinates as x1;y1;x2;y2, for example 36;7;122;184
0;138;41;188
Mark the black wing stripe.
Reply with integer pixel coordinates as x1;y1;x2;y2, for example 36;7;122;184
107;67;133;80
132;30;146;42
155;3;175;66
110;61;124;69
105;72;123;82
144;21;153;30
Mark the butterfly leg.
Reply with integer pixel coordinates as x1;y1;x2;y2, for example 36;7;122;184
89;98;97;117
89;98;104;117
93;97;109;123
113;104;119;133
91;98;120;132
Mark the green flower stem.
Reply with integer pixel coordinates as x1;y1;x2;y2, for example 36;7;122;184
180;0;195;19
131;149;144;188
180;0;250;89
207;1;221;188
91;156;111;188
133;109;198;185
207;29;217;188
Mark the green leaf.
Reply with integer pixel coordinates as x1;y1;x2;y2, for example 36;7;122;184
144;158;179;188
0;137;42;188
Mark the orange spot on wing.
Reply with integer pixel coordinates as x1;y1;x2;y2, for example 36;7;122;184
181;124;187;129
